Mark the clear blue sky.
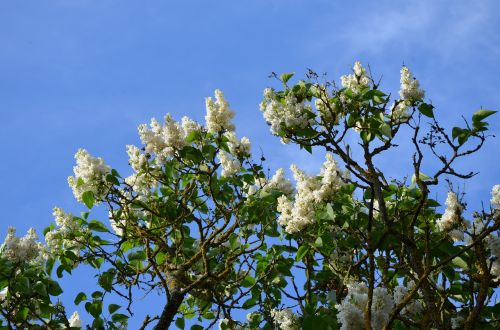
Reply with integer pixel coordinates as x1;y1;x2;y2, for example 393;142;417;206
1;0;499;327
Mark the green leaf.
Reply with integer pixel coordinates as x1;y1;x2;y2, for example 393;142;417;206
74;292;87;305
85;300;103;318
280;72;295;84
191;326;204;330
326;203;335;220
47;280;63;296
314;237;323;248
296;246;310;261
82;191;95;209
108;304;121;314
241;276;256;288
452;257;469;270
128;250;147;262
106;174;120;185
472;109;496;123
175;317;185;329
33;282;47;297
242;298;256;309
88;220;109;233
379;123;392;138
111;313;129;322
418;103;434;118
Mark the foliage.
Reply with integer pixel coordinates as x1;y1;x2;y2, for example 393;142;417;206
1;62;499;330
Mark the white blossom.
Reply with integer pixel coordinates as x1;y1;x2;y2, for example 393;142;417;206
436;192;464;235
266;168;294;196
1;227;45;263
390;101;411;120
270;308;299;330
393;282;423;318
138;114;185;164
313;153;342;202
218;318;229;330
53;207;79;235
260;88;312;143
399;66;425;102
219;151;240;177
181;116;202;138
127;145;148;173
68;311;82;328
336;282;394;330
276;155;342;234
125;173;153;195
487;235;500;258
340;61;371;94
206;89;235;133
491;185;500;208
224;131;251;157
67;149;111;204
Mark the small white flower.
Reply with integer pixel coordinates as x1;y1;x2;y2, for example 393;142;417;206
68;311;82;328
491;185;500;208
271;308;299;330
67;149;111;204
219;151;240;177
206;89;235;133
399;66;424;102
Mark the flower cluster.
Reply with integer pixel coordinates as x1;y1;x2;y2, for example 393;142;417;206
340;61;371;94
68;311;82;328
491;184;500;208
224;131;251;158
436;192;466;241
1;227;45;263
399;67;425;102
45;207;86;255
277;154;342;233
486;234;500;279
260;88;312;143
138;114;186;163
336;282;394;330
206;89;235;133
68;149;111;204
391;66;425;119
270;308;299;330
393;281;423;318
218;151;241;177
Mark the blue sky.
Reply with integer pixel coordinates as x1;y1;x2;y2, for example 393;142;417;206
1;0;499;327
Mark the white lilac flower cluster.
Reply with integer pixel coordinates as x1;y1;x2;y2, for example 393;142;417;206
45;207;86;255
1;227;45;263
340;61;371;94
270;308;299;330
436;192;467;242
491;185;500;208
486;234;500;279
244;168;294;197
138;114;186;164
219;151;241;177
277;154;342;234
399;67;425;102
225;131;251;158
68;149;111;204
260;88;313;144
336;282;394;330
206;89;235;133
314;92;338;125
391;67;425;119
393;281;423;318
68;311;82;328
217;132;251;178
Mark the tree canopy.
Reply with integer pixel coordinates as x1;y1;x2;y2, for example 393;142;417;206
1;61;499;330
